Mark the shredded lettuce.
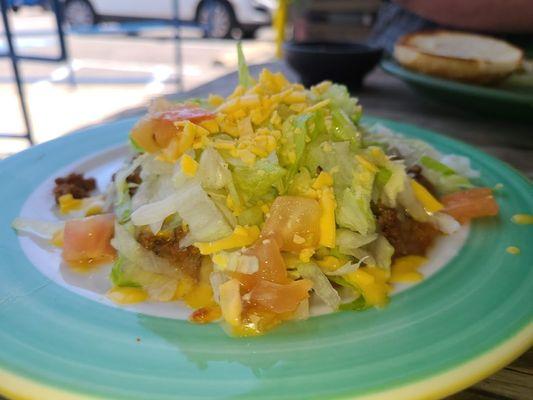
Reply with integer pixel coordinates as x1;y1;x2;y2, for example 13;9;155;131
232;157;286;204
113;155;145;223
304;140;355;189
131;177;232;241
420;155;473;195
236;205;263;226
199;147;233;191
111;222;179;277
208;191;238;228
366;124;478;196
278;114;310;178
112;258;178;301
307;109;327;141
316;83;362;122
336;229;378;253
111;256;141;288
374;168;392;192
131;193;182;229
213;250;259;274
110;229;180;301
237;42;253;88
397;177;430;222
330;108;361;147
434;212;461;234
324;260;363;276
440;155;480;179
365;235;394;270
173;181;233;241
129;136;144;153
210;271;229;304
327;276;367;310
339;296;368;311
336;180;376;236
366;147;407;208
298;263;341;310
11;218;64;239
287;167;314;197
420;155;456;176
366;123;440;166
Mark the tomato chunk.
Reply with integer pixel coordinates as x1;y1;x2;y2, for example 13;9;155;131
243;238;288;287
62;214;116;267
130;105;214;153
153;105;214;123
261;196;321;252
249;279;312;314
442;188;499;224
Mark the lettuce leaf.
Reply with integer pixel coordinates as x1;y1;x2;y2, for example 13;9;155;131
237;42;253;88
113;155;145;224
304;140;355;189
339;296;368;311
199;147;233;190
317;83;362;122
420;155;473;195
110;256;141;288
365;235;394;270
131;177;233;241
335;158;377;236
330;108;361;147
111;257;178;301
278;114;310;178
232;157;286;204
336;229;378;252
111;222;179;277
11;218;64;239
298;263;341;310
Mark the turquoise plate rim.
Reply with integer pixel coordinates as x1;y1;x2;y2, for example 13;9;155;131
0;116;532;400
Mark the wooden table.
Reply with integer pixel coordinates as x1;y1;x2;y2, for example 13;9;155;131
105;61;533;400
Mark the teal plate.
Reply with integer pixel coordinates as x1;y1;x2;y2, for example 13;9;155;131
0;116;532;400
381;60;533;121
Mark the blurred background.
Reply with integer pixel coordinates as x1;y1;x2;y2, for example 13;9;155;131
0;0;382;155
0;0;273;154
1;0;531;157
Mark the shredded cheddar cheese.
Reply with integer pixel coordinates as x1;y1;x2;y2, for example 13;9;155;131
195;225;260;255
58;194;82;214
411;179;444;213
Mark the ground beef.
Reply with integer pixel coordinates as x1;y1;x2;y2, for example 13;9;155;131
406;165;437;196
53;173;96;204
126;166;142;196
373;203;440;258
136;228;202;279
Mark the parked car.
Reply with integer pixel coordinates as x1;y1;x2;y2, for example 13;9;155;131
62;0;275;38
7;0;49;11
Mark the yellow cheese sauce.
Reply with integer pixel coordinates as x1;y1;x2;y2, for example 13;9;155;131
506;246;521;255
511;214;533;225
390;256;428;283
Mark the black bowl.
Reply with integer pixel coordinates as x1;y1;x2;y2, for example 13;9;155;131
284;41;383;90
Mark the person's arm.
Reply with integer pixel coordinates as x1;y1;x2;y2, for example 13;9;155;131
396;0;533;32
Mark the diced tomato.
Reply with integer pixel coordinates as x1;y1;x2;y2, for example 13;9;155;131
130;118;160;153
442;188;499;224
130;105;214;153
248;279;312;314
62;214;116;267
232;236;313;325
261;196;321;252
153;105;214;123
244;238;289;286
